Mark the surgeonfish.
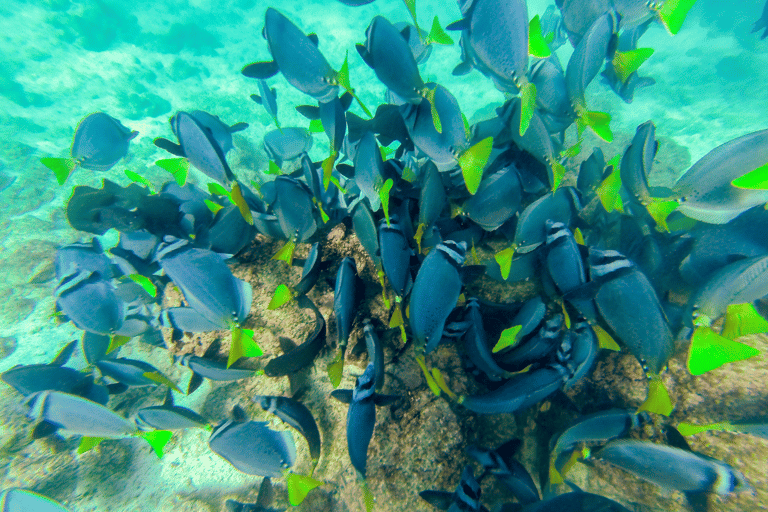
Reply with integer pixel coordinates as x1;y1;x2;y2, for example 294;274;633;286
0;489;71;512
409;241;466;354
595;440;752;496
460;164;522;232
357;16;428;104
419;465;484;511
136;390;208;431
511;489;633;511
513;186;581;254
672;128;768;224
177;352;254;394
468;439;540;504
70;112;138;172
55;271;125;336
254;395;321;464
378;218;413;300
243;8;339;103
225;477;284;512
463;298;511;382
333;257;358;356
251;80;279;128
586;248;674;374
343;363;379;478
264;296;326;377
26;391;138;439
263;127;313;167
209;406;296;477
620;120;657;207
754;0;768;39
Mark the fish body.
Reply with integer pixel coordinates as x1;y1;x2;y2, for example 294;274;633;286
464;299;510;381
353;131;386;211
333;257;358;351
255;395;321;462
264;296;326;377
71;112;137;172
55;239;111;282
252;80;279;125
596;440;751;495
673;129;768;224
346;363;377;477
409;241;466;353
514;186;580;253
0;489;70;512
467;441;539;504
462;165;522;231
95;358;168;388
136;391;208;431
27;391;137;438
379;219;413;298
55;271;125;335
179;110;248;156
178;354;254;382
209;407;296;477
620;121;657;206
273;176;318;243
263;127;313;167
174;111;236;185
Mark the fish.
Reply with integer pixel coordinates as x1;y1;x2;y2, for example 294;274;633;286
26;390;138;439
209;405;296;477
564;10;620;141
55;239;111;282
586;248;674;374
344;363;377;478
199;204;257;256
177;349;255;395
263;127;313;167
224;477;284;512
463;299;511;381
362;319;386;391
459;164;522;232
419;465;484;512
254;395;321;465
409;241;466;354
687;255;768;325
264;295;326;377
331;257;358;381
181;110;248;156
156;111;237;185
251;80;279;128
754;0;768;39
378;218;413;299
95;358;177;389
55;271;125;336
136;390;208;431
544;220;597;321
528;56;574;132
601;20;655;104
65;180;150;235
468;439;539;504
42;112;138;184
0;489;71;512
335;0;376;5
156;239;252;331
272;175;319;245
81;331;114;365
357;16;428;104
498;315;563;371
595;440;752;496
620;120;657;207
394;22;432;65
513;186;581;254
672;128;768;224
243;8;339;103
563;318;599;389
513;489;633;511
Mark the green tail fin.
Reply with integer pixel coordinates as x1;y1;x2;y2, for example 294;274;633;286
308;119;324;133
208;182;231;200
285;471;323;506
379;178;394;227
204;199;224;215
593;325;621;351
687;326;761;375
550;161;566;191
578;111;613;142
361;478;375;512
424;87;442;134
677;421;733;437
403;0;419;32
637;374;673;416
142;371;183;394
41;157;77;185
268;284;295;310
528;15;551;58
126;274;157;298
731;161;768;190
492;325;523;353
327;350;345;388
227;327;263;369
722;303;768;340
428;15;453;45
155;158;189;186
266;160;282;175
596;158;624;214
272;240;296;266
431;368;457;400
459;137;493;195
658;0;698;35
125;170;156;193
646;199;679;232
416;356;440;397
107;335;131;354
612;48;654;83
337;51;373;118
322;153;337;191
139;430;173;458
231;182;254;226
494;246;515;281
519;83;537;136
77;436;105;454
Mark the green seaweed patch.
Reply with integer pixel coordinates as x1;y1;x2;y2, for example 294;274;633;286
528;15;551;58
41;157;77;185
722;303;768;340
731;161;768;190
459;137;493;195
687;326;760;375
493;325;523;353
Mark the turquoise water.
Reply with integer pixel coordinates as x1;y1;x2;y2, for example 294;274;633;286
1;0;768;510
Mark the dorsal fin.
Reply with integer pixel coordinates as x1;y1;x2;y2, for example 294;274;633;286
51;340;77;366
231;405;248;422
307;33;319;46
203;338;222;359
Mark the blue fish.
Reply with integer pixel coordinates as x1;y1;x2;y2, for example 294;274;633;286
71;112;138;172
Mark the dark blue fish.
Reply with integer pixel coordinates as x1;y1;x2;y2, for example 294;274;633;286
181;111;248;156
254;395;321;464
620;121;657;207
263;127;313;167
587;249;673;374
264;295;326;377
544;221;597;320
225;477;283;512
460;164;522;231
409;241;466;354
351;199;383;271
209;406;296;477
378;218;413;299
55;239;111;282
136;390;208;431
419;465;485;512
177;351;254;394
513;490;633;511
156;239;252;330
601;21;655;103
468;439;539;504
334;257;358;354
513;186;581;253
243;8;338;103
528;56;573;133
357;16;428;103
363;319;385;391
595;440;751;496
395;22;433;65
55;271;124;335
251;80;279;128
345;363;377;478
335;0;376;5
498;315;562;372
95;358;173;388
71;112;138;172
352;131;386;211
754;0;768;39
272;175;319;243
463;299;510;381
0;489;70;512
